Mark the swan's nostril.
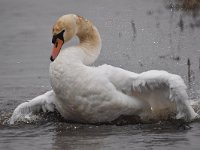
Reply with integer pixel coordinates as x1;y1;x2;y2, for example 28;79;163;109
50;56;54;62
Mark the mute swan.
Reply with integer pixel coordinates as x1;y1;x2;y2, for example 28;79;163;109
10;14;198;124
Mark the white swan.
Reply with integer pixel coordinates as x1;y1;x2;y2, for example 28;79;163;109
10;14;198;124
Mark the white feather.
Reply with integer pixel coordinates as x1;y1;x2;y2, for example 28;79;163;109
10;14;198;124
9;91;55;124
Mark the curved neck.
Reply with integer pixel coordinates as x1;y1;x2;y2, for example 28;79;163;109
76;17;102;65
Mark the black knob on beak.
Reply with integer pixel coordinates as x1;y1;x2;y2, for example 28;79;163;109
50;56;54;62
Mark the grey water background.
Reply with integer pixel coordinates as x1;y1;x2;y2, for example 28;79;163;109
1;0;200;149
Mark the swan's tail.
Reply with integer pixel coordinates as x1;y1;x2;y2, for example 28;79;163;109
9;90;56;124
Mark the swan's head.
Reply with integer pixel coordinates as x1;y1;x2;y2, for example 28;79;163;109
50;14;78;61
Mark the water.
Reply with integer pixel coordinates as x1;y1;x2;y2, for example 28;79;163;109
1;119;200;150
1;0;200;149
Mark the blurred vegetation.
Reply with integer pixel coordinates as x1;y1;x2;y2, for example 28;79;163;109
166;0;200;17
167;0;200;10
180;0;200;10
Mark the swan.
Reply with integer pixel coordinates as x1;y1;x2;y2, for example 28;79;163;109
9;14;198;124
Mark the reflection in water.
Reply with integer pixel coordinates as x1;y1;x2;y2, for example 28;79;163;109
130;20;137;41
52;122;191;150
178;15;184;32
1;109;200;150
187;58;191;85
53;123;107;150
163;0;200;99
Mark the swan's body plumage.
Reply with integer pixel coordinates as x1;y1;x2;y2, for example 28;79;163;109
10;14;198;124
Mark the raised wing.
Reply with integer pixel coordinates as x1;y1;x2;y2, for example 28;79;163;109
132;70;198;120
100;65;198;121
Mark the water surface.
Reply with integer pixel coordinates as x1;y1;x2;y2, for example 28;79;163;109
1;0;200;149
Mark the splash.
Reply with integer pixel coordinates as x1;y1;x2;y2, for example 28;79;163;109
191;99;200;115
5;99;200;126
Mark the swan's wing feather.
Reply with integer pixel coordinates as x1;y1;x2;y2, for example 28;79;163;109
100;65;197;121
133;70;198;120
9;90;56;124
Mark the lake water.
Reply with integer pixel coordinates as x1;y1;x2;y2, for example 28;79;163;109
1;0;200;149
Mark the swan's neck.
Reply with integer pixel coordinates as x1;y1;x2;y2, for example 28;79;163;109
75;17;102;65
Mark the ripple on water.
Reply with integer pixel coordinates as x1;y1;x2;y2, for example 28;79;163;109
0;109;200;150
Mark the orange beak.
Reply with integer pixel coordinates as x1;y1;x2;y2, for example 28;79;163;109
50;38;63;61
